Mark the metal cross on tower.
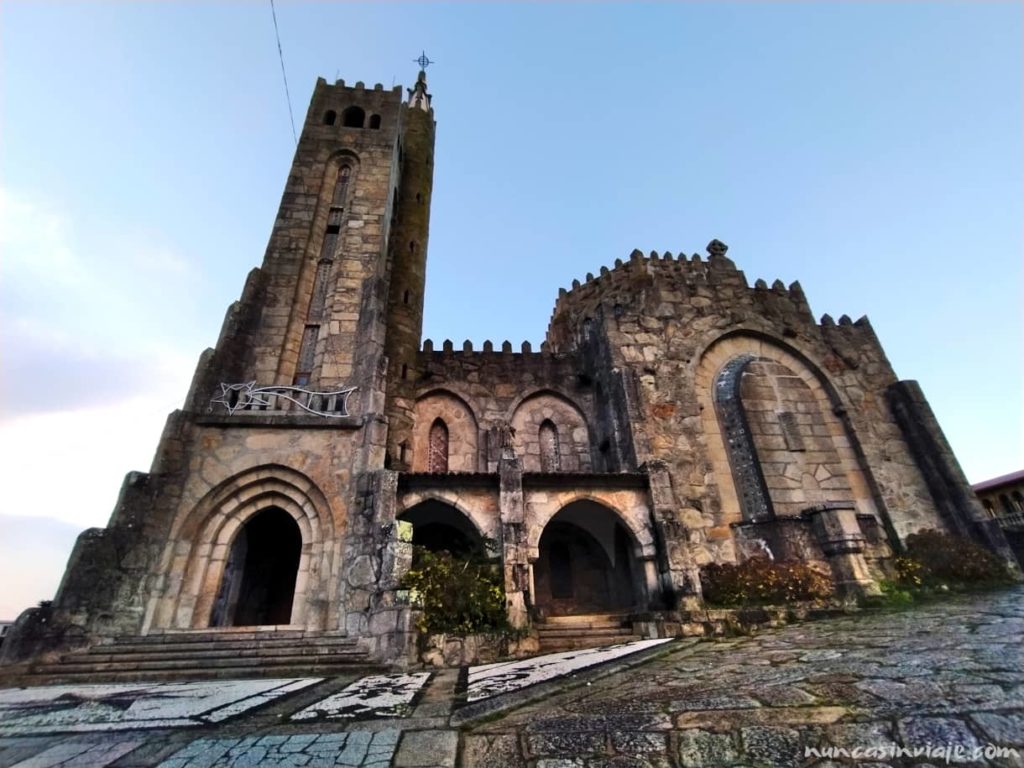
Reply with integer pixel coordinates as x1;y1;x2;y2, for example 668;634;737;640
414;51;434;71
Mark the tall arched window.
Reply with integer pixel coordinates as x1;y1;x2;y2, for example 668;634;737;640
427;419;449;473
333;165;351;207
539;419;561;472
294;163;354;385
714;355;773;522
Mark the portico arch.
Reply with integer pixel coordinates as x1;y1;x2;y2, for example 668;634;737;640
533;500;645;616
398;499;487;560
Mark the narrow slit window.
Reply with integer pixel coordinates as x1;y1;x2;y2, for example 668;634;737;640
334;165;352;206
427;419;449;473
294;325;319;385
539;419;561;472
307;259;333;323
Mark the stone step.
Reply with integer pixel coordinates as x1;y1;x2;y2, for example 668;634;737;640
538;636;642;652
538;613;631;629
64;645;367;664
9;630;374;686
535;626;636;639
110;629;335;644
91;637;360;655
19;660;380;685
535;614;640;653
30;652;369;676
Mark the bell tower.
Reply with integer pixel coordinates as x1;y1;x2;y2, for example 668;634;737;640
186;68;436;464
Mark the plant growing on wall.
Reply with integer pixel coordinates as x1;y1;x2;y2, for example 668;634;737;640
400;546;511;635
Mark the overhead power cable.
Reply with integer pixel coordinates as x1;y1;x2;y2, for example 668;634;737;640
269;0;298;146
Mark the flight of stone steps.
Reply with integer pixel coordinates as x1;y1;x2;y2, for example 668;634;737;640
535;613;641;653
14;629;376;684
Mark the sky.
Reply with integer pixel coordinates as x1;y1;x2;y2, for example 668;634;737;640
0;1;1021;619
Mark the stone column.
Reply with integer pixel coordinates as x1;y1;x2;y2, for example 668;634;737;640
498;437;530;629
643;460;703;609
803;503;880;598
344;470;417;663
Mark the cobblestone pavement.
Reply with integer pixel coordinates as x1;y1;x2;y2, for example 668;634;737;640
465;587;1024;767
0;587;1021;767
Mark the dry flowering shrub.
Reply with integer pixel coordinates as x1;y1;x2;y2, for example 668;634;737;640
898;530;1014;588
700;557;834;606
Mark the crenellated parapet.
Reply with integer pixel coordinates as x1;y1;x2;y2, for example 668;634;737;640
545;240;825;352
420;338;551;356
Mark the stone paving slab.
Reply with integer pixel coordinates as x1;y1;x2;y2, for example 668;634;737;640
5;737;144;767
156;729;400;768
466;639;672;703
0;588;1022;767
0;679;321;735
292;674;432;722
466;587;1024;767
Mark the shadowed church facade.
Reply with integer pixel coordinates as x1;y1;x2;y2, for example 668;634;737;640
3;69;1016;666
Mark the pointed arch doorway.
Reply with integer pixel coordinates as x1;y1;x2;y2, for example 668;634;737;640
210;507;302;627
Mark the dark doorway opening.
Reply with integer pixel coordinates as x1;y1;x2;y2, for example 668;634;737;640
210;507;301;627
534;501;640;616
398;499;485;560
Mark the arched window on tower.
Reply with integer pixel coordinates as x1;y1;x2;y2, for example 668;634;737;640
323;110;337;125
428;419;449;473
333;165;352;206
342;106;365;128
369;114;381;129
539;419;561;472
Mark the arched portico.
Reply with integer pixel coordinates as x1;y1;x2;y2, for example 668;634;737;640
533;500;646;617
398;499;488;559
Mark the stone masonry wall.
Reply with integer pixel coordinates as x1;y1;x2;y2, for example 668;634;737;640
547;245;950;571
393;346;597;474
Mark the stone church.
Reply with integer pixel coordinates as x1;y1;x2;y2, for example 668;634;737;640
2;69;1016;670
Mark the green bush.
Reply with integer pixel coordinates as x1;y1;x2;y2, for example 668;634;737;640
400;547;510;635
876;579;915;607
700;557;834;606
897;530;1014;589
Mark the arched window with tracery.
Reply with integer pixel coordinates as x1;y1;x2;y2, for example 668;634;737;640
427;419;449;473
539;419;561;472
